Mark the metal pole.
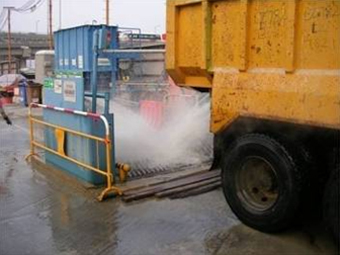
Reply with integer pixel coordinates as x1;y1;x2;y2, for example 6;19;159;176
91;30;99;113
106;135;113;186
106;0;109;25
36;20;40;34
5;7;14;74
59;0;62;30
28;106;35;156
48;0;53;49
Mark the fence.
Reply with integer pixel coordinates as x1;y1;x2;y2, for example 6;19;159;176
25;103;122;201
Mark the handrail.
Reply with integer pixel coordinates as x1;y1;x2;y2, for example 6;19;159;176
25;103;122;201
28;103;110;136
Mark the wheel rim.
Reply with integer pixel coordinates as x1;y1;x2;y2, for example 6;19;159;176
236;156;279;212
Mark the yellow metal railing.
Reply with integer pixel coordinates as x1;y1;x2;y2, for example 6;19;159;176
25;103;122;201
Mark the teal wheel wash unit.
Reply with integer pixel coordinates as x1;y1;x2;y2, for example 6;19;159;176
42;25;140;185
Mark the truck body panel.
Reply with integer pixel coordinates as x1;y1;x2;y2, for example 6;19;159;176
166;0;340;131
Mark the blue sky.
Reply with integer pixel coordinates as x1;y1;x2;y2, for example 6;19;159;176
1;0;166;34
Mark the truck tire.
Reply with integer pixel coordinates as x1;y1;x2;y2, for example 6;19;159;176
221;134;308;233
324;163;339;246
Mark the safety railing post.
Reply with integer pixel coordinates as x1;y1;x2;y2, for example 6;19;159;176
25;104;38;161
97;122;123;201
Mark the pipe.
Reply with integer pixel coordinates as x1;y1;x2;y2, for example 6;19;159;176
116;163;131;183
84;91;108;99
91;29;99;113
104;92;110;115
103;49;165;54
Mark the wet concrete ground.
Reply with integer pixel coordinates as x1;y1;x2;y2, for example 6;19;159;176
0;105;338;255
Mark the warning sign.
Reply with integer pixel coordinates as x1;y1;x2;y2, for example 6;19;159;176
54;79;62;94
63;81;76;102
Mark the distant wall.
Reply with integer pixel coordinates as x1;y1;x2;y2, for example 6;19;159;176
0;32;50;75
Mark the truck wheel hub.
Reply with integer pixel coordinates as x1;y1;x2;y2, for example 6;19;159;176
236;156;279;212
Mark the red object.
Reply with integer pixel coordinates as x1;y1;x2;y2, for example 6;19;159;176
140;100;164;129
87;112;101;119
107;31;112;44
0;96;13;105
64;108;74;114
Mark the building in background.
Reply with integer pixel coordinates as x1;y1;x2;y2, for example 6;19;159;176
0;32;49;75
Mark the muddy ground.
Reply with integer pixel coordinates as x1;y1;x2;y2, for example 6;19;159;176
0;105;338;255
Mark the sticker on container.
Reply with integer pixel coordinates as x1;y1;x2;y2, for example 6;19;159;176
78;55;83;69
44;79;54;88
54;79;62;94
64;59;69;66
63;81;76;102
72;59;76;66
59;59;63;66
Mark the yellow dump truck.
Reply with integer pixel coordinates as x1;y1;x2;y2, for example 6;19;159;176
166;0;340;240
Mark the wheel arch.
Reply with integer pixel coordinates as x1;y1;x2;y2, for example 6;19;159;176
212;117;340;173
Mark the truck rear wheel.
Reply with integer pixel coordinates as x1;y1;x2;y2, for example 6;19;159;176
222;134;307;232
324;163;339;245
